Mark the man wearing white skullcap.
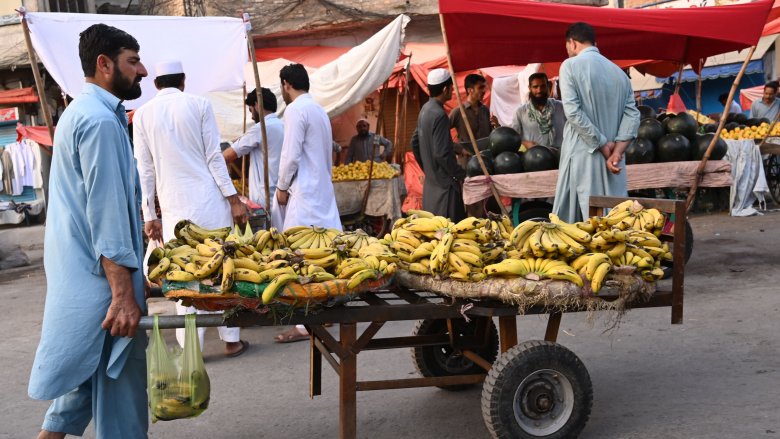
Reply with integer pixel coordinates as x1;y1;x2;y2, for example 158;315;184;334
134;60;249;357
410;68;467;221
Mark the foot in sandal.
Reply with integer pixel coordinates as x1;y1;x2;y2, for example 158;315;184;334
225;340;249;357
275;326;309;343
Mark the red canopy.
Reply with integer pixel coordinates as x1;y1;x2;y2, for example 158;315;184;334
440;0;773;71
0;87;38;105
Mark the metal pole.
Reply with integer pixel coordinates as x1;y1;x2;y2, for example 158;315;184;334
439;13;508;217
686;46;757;212
140;314;227;330
244;13;271;218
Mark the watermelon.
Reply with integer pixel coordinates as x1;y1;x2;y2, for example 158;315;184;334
466;151;494;177
691;134;728;161
493;151;524;174
657;134;691;162
638;105;657;120
702;123;718;134
522;146;558;172
666;113;698;141
625;138;655;164
637;118;665;143
733;113;748;125
489;127;521;156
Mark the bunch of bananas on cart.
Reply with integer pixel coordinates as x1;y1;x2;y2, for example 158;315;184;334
332;160;399;182
148;220;398;304
392;201;674;293
384;210;511;282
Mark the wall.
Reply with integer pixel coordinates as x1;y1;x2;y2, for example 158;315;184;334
0;0;20;14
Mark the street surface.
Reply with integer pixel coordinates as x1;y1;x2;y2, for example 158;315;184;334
1;211;779;438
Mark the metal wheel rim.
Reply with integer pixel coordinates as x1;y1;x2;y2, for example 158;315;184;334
513;368;574;436
765;155;780;203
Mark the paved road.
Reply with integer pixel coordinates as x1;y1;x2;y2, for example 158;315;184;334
1;212;779;438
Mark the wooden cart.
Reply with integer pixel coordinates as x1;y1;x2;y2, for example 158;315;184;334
142;196;685;439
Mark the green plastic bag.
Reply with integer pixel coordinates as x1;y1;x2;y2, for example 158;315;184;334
147;314;211;422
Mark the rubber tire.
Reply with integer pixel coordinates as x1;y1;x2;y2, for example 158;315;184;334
482;340;592;439
412;318;499;391
518;206;553;224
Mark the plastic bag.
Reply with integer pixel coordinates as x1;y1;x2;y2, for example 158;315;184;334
147;314;210;422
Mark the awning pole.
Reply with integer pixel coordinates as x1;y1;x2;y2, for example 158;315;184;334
673;62;685;96
19;12;54;152
695;58;703;120
439;13;507;217
243;13;271;221
397;55;412;170
686;45;756;212
241;84;247;197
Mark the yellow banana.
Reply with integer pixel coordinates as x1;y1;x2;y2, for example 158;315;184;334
148;257;170;281
545;265;584;287
509;220;539;248
338;260;371;279
308;272;336;282
549;213;592;243
148;247;166;265
539;228;559;253
348;268;379;289
483;259;528;277
261;273;299;304
570;254;591;271
390;240;417;255
396;230;423;248
220;258;235;292
606;242;627;260
408;262;429;274
166;270;197;282
591;263;611;293
194;250;224;279
447;252;471;276
233;257;262;272
258;267;297;283
453;251;483;267
234;268;262;283
481;247;504;263
586;253;611;280
528;228;546;258
406;209;434;218
451;242;482;256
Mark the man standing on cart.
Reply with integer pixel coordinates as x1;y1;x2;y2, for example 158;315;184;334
511;72;566;151
223;87;285;209
411;68;468;221
553;22;640;222
29;24;149;438
134;60;249;357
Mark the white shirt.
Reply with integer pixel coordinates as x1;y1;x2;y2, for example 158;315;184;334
729;100;742;116
231;114;284;207
277;93;342;230
133;88;236;241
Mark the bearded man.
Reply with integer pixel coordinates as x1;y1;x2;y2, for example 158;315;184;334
511;72;566;150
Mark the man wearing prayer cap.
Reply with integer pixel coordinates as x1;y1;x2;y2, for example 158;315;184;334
411;68;467;221
134;59;250;357
345;118;393;164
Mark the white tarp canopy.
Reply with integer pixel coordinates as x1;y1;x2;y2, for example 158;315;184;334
213;15;409;140
25;12;247;110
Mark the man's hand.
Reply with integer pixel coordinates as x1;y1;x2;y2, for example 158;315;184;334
276;188;289;206
490;115;500;129
144;219;162;243
100;256;142;338
606;140;631;175
227;194;248;225
600;142;615;160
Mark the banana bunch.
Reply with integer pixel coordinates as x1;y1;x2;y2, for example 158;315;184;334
483;257;583;286
569;253;613;293
508;214;591;259
487;213;514;241
336;256;397;289
283;226;341;250
294;247;340;271
590;228;672;264
332;229;379;257
598;200;666;234
253;227;287;256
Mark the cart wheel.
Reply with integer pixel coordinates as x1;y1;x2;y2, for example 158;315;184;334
482;340;592;439
764;155;780;205
412;317;499;391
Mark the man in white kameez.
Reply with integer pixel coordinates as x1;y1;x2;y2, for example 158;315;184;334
553;22;640;222
134;60;249;357
274;63;342;342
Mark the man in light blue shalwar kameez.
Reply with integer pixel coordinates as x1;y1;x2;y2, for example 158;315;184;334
29;24;150;439
553;22;640;223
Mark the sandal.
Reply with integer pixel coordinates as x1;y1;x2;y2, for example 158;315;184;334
274;327;309;343
225;340;249;357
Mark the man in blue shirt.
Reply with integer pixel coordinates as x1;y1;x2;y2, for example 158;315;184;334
29;24;149;438
750;81;780;121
